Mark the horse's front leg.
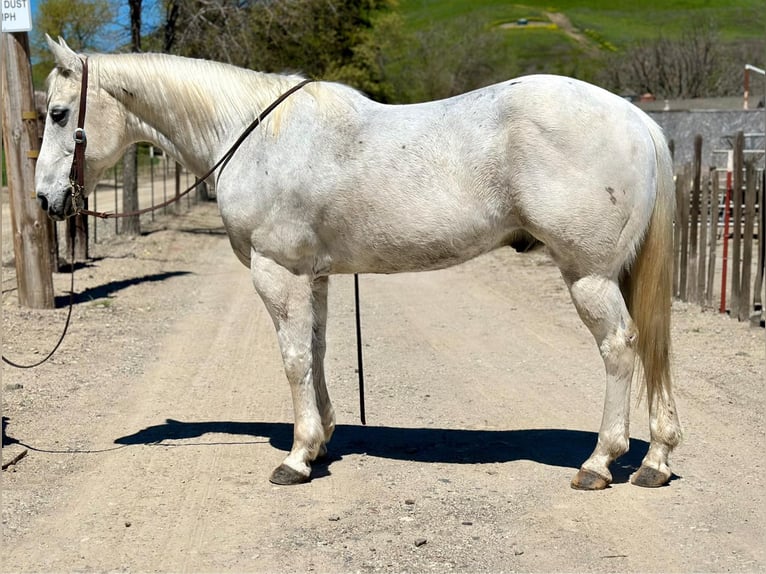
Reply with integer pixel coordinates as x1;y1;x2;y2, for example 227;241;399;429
250;252;327;485
311;276;336;459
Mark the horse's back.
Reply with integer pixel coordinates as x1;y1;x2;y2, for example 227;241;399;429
364;74;663;277
219;75;664;278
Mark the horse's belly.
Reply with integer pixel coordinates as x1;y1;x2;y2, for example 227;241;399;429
325;220;511;275
331;247;481;275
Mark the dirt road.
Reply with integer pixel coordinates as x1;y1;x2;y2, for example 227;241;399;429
2;202;764;573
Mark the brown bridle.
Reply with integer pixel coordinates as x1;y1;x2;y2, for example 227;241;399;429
68;56;89;209
68;56;314;219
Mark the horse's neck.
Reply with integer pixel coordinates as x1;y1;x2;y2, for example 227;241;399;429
94;53;296;175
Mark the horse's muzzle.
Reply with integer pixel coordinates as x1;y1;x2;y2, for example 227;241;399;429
36;192;50;213
36;190;73;221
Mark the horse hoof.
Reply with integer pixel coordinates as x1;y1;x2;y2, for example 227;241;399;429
630;465;670;488
269;464;310;485
571;468;611;490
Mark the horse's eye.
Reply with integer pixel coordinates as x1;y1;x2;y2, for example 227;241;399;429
49;107;69;126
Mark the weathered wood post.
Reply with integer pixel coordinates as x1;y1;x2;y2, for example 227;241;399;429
688;135;702;302
754;170;765;319
66;211;88;263
1;32;55;308
705;171;719;308
697;168;710;306
121;144;140;234
740;161;756;321
730;132;744;316
677;165;691;301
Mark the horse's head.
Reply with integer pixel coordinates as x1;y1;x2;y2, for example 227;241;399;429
36;36;129;220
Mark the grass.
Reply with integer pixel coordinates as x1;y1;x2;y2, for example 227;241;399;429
392;0;765;91
397;0;765;41
396;0;765;58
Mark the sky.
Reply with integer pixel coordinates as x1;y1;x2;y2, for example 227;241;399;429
30;0;163;37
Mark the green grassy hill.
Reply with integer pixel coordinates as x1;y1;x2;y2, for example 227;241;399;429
398;0;764;38
390;0;764;99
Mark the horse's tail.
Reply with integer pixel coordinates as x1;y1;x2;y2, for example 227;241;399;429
622;117;675;410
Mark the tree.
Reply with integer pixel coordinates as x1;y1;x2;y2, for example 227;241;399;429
146;0;399;101
598;19;748;99
32;0;116;82
245;0;398;101
382;14;509;103
146;0;253;62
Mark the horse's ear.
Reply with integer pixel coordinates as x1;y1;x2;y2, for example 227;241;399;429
46;34;83;74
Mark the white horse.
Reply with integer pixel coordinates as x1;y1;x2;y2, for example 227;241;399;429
36;37;682;489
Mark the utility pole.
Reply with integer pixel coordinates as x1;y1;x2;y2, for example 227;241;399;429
1;28;55;308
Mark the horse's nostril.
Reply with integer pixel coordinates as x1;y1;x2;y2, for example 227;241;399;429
36;193;49;212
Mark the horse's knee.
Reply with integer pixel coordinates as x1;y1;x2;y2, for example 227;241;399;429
280;344;311;382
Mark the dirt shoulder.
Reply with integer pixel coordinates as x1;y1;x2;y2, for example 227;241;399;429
2;201;764;572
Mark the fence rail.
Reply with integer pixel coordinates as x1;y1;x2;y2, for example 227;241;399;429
53;153;212;265
673;132;765;327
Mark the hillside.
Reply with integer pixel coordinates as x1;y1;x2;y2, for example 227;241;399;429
392;0;765;98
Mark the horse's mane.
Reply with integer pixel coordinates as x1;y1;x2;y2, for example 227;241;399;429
66;52;361;143
105;53;310;129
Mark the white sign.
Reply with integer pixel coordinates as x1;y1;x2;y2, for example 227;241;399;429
2;0;32;33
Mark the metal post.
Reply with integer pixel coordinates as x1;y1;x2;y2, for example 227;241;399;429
354;273;366;425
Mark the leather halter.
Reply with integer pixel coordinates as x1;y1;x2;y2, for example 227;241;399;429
68;56;89;209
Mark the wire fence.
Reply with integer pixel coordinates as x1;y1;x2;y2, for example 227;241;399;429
53;150;214;265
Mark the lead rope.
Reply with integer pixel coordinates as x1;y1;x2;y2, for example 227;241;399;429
3;68;315;368
1;58;88;369
78;77;315;219
2;226;77;368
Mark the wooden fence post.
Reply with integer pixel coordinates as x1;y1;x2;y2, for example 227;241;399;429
121;144;141;235
739;161;756;321
689;135;702;302
1;32;55;308
705;171;720;307
677;165;691;301
730;132;744;316
673;172;683;297
754;170;764;318
65;212;88;263
697;168;710;306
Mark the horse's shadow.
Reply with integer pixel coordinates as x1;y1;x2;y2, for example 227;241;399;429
114;419;648;484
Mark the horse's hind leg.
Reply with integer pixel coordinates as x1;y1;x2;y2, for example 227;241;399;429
566;275;637;490
250;252;328;485
631;382;680;487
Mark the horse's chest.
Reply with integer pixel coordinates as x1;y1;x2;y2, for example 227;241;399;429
221;197;325;274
